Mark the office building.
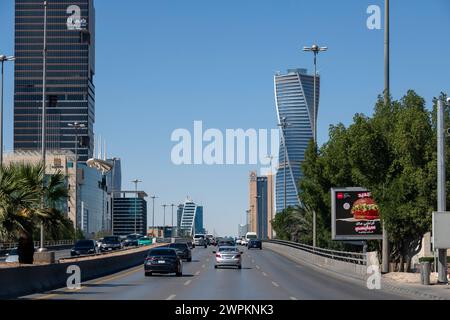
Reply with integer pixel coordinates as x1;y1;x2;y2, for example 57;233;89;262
274;68;319;212
249;171;274;239
179;198;204;237
238;224;248;238
14;0;96;161
112;191;148;236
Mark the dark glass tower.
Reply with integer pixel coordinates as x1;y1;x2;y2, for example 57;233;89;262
14;0;95;161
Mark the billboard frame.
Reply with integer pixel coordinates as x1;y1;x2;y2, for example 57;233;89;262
331;187;383;241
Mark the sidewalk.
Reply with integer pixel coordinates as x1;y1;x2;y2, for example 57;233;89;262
382;272;450;300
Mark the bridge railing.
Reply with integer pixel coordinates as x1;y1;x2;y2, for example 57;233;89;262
267;239;367;265
0;239;75;251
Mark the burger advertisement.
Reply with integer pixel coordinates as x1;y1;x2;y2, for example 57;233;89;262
331;188;383;240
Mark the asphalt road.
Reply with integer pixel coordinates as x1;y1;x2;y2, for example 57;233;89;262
23;246;409;300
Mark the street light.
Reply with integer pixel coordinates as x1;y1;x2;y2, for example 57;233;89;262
150;195;158;236
303;44;328;144
0;54;15;165
68;121;85;230
162;204;168;236
266;155;275;239
171;204;175;227
131;179;142;234
278;117;290;211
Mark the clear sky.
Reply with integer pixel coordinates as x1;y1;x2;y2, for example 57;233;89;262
1;0;449;236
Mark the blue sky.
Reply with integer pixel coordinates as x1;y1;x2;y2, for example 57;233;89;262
1;0;449;236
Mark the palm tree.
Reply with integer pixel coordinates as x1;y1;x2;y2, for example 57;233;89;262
0;162;68;264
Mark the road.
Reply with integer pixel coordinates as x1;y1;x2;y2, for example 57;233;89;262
0;249;71;263
23;246;408;300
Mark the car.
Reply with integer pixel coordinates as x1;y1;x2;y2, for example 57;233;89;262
205;234;215;246
213;246;242;269
248;239;262;250
138;236;152;246
100;236;122;252
236;239;242;245
123;234;142;247
173;238;194;250
168;243;192;262
240;239;248;246
5;248;19;263
144;248;183;277
217;239;235;247
96;238;103;249
193;234;207;248
71;239;98;256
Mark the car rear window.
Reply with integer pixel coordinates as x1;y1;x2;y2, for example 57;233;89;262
149;249;176;256
219;247;238;252
169;243;187;248
75;240;93;247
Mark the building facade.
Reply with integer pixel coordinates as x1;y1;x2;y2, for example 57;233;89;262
112;191;148;236
249;171;274;239
14;0;95;161
179;198;204;236
274;68;319;212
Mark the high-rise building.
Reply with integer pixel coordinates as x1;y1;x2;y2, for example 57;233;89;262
112;191;148;236
179;198;204;236
274;68;319;212
14;0;95;161
248;171;274;239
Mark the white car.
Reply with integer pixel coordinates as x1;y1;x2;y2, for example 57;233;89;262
5;248;19;263
241;239;248;246
236;239;242;245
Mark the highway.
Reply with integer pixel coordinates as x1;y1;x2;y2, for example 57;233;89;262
22;246;409;300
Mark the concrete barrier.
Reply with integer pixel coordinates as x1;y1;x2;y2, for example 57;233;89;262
0;244;163;299
265;242;368;280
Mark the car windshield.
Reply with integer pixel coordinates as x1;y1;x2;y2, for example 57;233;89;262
75;240;93;247
103;237;119;243
219;247;238;252
169;243;187;249
247;234;257;239
140;237;149;241
127;234;141;240
149;249;176;256
9;248;18;255
194;235;204;238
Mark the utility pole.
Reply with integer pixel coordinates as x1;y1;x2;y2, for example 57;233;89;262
278;117;290;211
171;204;175;227
381;0;390;274
38;0;48;252
162;204;167;226
0;55;15;165
437;98;448;284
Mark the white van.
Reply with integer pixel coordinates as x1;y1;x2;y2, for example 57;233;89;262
245;232;258;243
193;234;207;248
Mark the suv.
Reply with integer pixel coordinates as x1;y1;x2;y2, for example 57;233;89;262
168;243;192;262
100;236;122;252
193;234;207;248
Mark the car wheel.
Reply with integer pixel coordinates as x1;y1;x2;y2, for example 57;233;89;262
204;245;207;248
238;265;242;269
145;272;152;277
187;257;192;262
176;270;182;277
214;265;218;269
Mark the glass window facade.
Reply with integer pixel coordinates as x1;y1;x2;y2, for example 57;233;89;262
112;193;148;236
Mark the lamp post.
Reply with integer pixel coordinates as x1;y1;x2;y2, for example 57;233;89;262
68;121;85;230
38;0;48;252
162;204;167;226
150;195;157;236
171;204;175;227
278;117;290;211
0;54;15;165
266;155;275;239
131;179;142;234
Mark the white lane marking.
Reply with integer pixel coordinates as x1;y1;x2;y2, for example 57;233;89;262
255;265;260;269
262;272;268;277
251;259;255;263
166;294;176;300
184;280;192;286
272;281;279;287
195;271;200;275
206;258;210;262
290;297;298;300
201;264;205;268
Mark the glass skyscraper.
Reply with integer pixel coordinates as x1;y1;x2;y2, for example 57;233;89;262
14;0;95;161
179;199;204;236
274;69;320;212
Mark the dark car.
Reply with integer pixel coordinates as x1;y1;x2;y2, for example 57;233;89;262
144;248;183;277
71;239;97;256
100;236;122;252
168;243;192;262
248;239;262;250
217;239;235;247
123;234;142;247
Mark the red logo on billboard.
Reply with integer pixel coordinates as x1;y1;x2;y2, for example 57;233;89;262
337;193;344;200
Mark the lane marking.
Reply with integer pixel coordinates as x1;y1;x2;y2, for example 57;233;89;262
195;271;200;275
206;258;210;262
184;280;192;286
166;294;176;300
255;265;260;270
272;281;279;287
252;259;255;263
262;272;268;277
201;264;205;268
290;296;298;300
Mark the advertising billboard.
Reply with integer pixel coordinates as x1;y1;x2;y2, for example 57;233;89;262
331;188;383;240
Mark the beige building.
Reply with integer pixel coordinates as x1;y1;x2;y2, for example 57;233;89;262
4;151;77;227
248;171;274;239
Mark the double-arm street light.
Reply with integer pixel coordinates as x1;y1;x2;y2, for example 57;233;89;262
131;179;142;234
0;54;15;165
150;195;158;236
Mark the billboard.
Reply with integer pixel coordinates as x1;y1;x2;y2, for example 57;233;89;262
331;188;383;240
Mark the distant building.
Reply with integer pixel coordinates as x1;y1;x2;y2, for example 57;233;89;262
179;198;204;236
112;191;148;236
274;68;319;212
249;171;274;239
106;158;122;193
238;224;248;238
177;204;184;229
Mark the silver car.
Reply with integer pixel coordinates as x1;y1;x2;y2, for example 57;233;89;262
213;246;242;269
5;248;19;263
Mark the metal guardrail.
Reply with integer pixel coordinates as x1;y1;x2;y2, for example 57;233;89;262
267;239;367;265
0;240;75;251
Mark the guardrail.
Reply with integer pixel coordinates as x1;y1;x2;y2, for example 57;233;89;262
0;239;75;251
267;239;367;265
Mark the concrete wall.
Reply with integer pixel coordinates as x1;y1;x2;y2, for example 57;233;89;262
0;244;162;299
265;242;368;280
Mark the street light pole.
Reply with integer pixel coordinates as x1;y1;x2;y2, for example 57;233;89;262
162;204;167;226
39;0;48;252
0;55;15;165
278;117;290;211
131;179;142;234
171;204;175;227
266;155;275;239
150;195;157;236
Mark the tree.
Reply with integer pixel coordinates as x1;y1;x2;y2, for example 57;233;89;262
271;206;313;244
0;162;68;264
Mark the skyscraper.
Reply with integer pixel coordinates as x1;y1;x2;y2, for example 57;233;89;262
248;171;274;239
14;0;95;161
274;69;319;212
179;198;204;236
112;191;148;236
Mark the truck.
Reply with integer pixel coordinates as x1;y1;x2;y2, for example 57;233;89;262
244;232;258;245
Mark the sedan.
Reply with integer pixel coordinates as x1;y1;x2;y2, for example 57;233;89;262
71;239;98;256
5;248;19;263
100;236;122;252
138;236;152;246
248;239;262;250
144;248;183;277
168;243;192;262
214;246;243;269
